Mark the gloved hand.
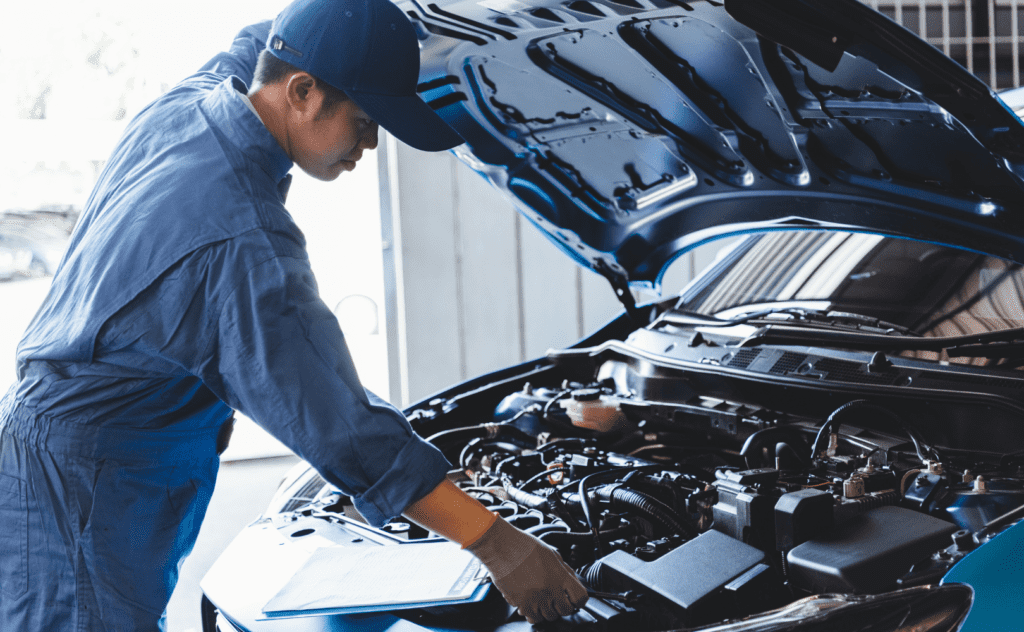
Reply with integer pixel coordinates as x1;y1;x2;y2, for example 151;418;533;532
464;515;589;624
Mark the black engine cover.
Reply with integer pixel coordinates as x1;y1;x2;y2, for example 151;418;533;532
786;505;958;594
598;530;770;625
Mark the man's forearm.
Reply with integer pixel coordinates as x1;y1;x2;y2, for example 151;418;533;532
402;478;497;546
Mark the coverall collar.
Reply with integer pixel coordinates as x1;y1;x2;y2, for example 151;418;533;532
202;76;294;189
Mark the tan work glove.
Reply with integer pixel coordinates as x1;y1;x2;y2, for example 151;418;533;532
464;516;589;623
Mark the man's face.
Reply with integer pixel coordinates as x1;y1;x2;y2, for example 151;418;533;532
290;96;379;181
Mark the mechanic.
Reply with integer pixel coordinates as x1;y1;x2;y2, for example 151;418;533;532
0;0;587;629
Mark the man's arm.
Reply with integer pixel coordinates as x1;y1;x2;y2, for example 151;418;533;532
402;478;498;545
196;248;587;623
198;252;451;527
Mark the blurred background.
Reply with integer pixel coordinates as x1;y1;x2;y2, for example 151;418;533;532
1;0;388;460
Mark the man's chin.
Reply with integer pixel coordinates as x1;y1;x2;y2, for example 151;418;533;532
299;162;350;182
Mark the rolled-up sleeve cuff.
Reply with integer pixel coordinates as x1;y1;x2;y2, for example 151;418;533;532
352;435;453;527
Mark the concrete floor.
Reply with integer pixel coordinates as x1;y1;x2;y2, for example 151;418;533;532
165;455;302;632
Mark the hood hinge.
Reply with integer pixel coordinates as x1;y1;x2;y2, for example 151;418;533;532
596;261;644;325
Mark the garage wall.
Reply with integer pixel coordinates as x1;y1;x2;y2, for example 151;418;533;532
378;134;704;407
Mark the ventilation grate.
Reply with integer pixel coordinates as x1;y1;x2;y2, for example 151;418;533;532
769;352;807;375
727;348;762;370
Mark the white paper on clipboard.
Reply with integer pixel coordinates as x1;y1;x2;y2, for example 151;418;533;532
262;541;487;615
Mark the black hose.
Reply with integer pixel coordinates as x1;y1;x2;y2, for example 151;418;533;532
582;561;605;589
561;484;697;539
810;400;858;460
775;442;804;470
518;466;568;491
810;400;934;462
525;523;571;538
537;438;589;452
741;426;809;468
539;523;637;548
578;473;604;556
596;486;697;539
542;389;573;421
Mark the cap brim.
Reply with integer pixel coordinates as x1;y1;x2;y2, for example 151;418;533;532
349;91;464;152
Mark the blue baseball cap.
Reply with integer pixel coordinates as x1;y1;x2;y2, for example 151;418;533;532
267;0;464;152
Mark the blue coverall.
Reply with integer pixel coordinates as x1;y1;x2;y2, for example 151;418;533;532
0;21;451;631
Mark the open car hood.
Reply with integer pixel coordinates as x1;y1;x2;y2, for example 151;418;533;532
405;0;1024;293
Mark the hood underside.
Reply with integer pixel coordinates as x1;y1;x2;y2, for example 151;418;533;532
405;0;1024;291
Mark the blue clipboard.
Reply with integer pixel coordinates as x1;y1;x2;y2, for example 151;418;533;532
259;581;491;619
258;540;492;620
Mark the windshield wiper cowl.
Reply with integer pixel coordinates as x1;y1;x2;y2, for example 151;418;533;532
737;324;1024;355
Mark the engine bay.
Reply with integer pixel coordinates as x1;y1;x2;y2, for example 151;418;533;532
253;307;1024;631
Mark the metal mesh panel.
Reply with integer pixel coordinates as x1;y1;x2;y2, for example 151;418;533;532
867;0;1024;89
727;348;763;370
769;352;808;375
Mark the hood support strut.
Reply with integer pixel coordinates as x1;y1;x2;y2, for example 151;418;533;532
596;260;644;325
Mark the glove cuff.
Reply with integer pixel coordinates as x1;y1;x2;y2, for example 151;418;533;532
463;515;537;580
460;510;499;549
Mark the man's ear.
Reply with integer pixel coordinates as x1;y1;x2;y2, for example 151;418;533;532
284;72;323;120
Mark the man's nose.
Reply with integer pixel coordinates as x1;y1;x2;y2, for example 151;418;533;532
363;123;380;150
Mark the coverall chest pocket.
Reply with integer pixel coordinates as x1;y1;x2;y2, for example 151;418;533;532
0;474;27;598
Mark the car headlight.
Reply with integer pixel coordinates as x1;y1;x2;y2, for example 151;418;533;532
690;584;972;632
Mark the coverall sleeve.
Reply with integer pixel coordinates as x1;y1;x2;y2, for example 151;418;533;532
199;253;452;527
193;21;273;86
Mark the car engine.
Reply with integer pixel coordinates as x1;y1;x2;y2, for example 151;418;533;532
267;318;1024;630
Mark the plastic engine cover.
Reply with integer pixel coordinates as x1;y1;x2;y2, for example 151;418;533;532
787;506;958;594
598;530;768;624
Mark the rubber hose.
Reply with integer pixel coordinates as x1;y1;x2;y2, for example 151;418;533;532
562;486;696;538
741;426;809;468
525;522;569;538
539;523;637;547
811;400;929;462
810;400;863;459
775;442;804;470
503;483;550;511
582;561;605;589
425;423;534;446
426;425;488;445
597;486;697;538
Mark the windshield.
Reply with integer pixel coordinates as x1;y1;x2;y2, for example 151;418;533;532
679;230;1024;365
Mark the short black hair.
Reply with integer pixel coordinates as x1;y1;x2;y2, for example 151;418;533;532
252;50;350;117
